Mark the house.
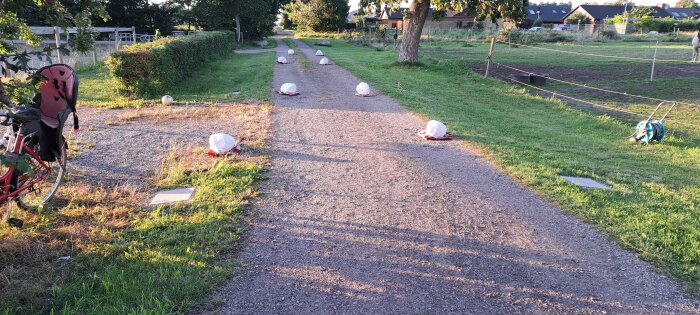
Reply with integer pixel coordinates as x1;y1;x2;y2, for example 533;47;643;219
648;5;674;18
664;7;700;20
562;4;693;24
524;5;570;25
563;5;631;24
379;7;475;30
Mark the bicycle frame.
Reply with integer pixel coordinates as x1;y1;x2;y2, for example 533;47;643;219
0;124;52;202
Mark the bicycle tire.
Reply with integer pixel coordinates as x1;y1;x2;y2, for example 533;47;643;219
16;139;67;211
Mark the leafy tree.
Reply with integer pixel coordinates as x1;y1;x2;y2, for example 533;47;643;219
285;0;349;32
675;0;699;8
94;0;176;35
628;6;655;18
566;11;591;24
533;1;572;10
192;0;285;40
1;0;107;108
166;0;197;32
533;17;543;26
362;0;527;63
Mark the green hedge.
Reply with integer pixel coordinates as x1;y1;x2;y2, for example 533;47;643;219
636;17;700;33
607;16;700;33
106;31;235;97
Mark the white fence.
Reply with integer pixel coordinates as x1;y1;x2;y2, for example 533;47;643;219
2;26;147;78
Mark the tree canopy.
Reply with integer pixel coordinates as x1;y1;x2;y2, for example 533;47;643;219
359;0;527;62
532;2;572;10
566;11;591;24
628;6;655;18
284;0;349;32
675;0;699;8
191;0;285;39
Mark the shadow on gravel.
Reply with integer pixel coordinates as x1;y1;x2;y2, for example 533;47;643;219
239;214;693;313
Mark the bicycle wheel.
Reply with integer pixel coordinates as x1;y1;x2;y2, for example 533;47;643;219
15;139;67;211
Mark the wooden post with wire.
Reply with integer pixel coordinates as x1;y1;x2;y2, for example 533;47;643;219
484;37;496;78
650;40;659;81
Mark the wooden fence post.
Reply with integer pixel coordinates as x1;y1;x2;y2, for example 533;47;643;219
484;37;496;78
54;26;63;64
114;28;119;50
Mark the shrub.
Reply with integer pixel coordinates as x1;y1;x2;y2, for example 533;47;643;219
106;31;235;97
497;28;575;44
533;17;543;27
636;17;700;33
601;30;620;40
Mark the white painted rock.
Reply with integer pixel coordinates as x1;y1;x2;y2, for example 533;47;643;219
280;83;297;94
356;82;371;95
161;95;173;106
287;49;295;55
320;57;330;65
315;50;324;56
425;120;447;138
277;56;288;64
209;133;237;154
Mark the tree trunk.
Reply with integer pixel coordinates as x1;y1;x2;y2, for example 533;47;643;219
398;0;431;63
235;15;241;43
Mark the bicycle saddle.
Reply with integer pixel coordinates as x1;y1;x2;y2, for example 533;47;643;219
13;108;41;124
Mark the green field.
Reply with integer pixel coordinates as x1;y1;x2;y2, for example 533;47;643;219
417;41;700;139
301;38;700;294
78;52;274;108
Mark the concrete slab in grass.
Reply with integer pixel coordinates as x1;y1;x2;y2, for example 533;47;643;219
149;187;196;205
561;176;611;190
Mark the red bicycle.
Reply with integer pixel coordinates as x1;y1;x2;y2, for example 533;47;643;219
2;64;78;228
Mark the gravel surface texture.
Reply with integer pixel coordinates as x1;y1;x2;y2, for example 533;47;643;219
68;105;246;189
215;36;700;314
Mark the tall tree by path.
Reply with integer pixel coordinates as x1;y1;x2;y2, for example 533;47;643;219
192;0;287;40
285;0;350;32
362;0;527;63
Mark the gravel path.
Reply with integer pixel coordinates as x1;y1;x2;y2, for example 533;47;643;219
216;36;700;314
235;48;277;54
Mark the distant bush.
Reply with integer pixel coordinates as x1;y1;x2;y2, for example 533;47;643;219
607;16;700;33
497;28;576;44
294;30;346;39
621;32;694;42
423;29;495;42
106;31;235;97
601;30;620;40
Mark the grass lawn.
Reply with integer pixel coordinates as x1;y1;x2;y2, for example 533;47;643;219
78;52;274;108
1;52;274;313
301;38;700;294
282;37;298;49
416;41;700;138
